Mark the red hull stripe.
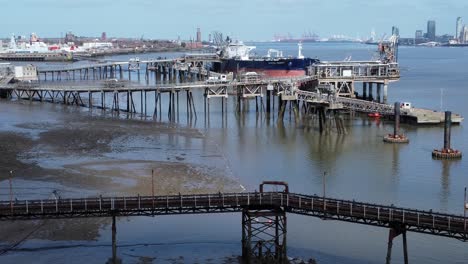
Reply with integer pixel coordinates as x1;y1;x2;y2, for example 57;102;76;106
243;69;306;77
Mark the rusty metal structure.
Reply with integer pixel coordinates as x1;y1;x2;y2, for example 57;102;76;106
242;207;286;263
432;111;462;159
384;102;409;143
241;181;289;263
1;181;468;263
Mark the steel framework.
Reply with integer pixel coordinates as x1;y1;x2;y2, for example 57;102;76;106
242;206;287;264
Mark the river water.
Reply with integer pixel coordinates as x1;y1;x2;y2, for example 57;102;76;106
0;42;467;263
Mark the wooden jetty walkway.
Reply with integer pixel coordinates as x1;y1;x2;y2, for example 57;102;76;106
0;181;467;263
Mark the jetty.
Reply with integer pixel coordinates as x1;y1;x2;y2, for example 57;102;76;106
1;181;467;264
0;50;463;125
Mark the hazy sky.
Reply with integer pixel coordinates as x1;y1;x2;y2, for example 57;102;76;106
1;0;467;40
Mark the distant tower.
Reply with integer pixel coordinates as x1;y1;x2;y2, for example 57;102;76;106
427;20;436;41
391;26;400;37
208;33;212;43
456;17;463;42
196;27;201;42
415;30;423;39
463;26;468;44
101;32;107;41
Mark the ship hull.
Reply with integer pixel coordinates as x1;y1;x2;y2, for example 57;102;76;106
212;58;319;77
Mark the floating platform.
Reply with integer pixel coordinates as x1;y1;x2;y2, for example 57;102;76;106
402;108;464;125
383;134;409;143
432;149;462;159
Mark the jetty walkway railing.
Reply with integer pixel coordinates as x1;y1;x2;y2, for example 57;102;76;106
1;192;466;241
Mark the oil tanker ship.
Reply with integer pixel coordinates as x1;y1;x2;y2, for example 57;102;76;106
211;41;319;77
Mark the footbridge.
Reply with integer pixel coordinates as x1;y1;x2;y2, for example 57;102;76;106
1;181;467;263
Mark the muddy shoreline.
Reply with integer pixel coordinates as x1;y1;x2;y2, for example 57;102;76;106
0;101;240;245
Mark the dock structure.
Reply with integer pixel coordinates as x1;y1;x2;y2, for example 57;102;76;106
0;76;315;122
1;181;468;264
36;54;221;84
0;65;15;85
0;75;463;125
308;61;400;103
296;90;464;125
0;54;463;125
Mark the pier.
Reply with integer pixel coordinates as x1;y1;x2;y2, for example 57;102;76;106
1;181;467;264
0;53;463;125
296;89;464;124
308;61;400;103
36;55;219;83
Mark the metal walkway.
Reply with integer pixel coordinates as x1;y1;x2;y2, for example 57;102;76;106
296;90;464;124
1;191;466;241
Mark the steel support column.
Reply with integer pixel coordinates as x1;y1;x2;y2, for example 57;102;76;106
385;223;408;264
383;83;388;104
242;207;287;264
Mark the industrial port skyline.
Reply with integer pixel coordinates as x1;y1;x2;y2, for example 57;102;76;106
1;0;466;41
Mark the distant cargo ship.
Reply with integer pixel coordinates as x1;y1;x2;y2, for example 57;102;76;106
211;41;319;77
273;32;320;43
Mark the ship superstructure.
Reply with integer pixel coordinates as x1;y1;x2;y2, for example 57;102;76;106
213;40;319;77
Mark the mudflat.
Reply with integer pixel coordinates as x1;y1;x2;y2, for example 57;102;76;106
0;101;240;243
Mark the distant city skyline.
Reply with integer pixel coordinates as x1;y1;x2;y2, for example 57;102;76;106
1;0;467;41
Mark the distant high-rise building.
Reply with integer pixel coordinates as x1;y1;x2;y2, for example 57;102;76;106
415;30;423;39
456;17;463;41
101;32;107;41
196;28;201;43
427;20;436;41
208;34;212;43
392;26;400;36
463;26;468;44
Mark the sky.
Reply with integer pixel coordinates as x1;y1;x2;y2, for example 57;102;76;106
0;0;467;41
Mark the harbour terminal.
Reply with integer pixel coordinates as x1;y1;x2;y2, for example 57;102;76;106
0;7;468;264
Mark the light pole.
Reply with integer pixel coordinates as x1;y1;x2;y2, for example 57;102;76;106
151;169;155;209
9;170;13;213
464;187;467;236
323;171;327;214
151;169;155;197
323;171;327;199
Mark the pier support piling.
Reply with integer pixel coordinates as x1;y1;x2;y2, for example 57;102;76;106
377;83;381;103
383;83;388;104
432;111;462;159
242;207;287;264
368;83;374;101
385;223;408;264
106;215;121;264
384;102;409;143
362;82;367;99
